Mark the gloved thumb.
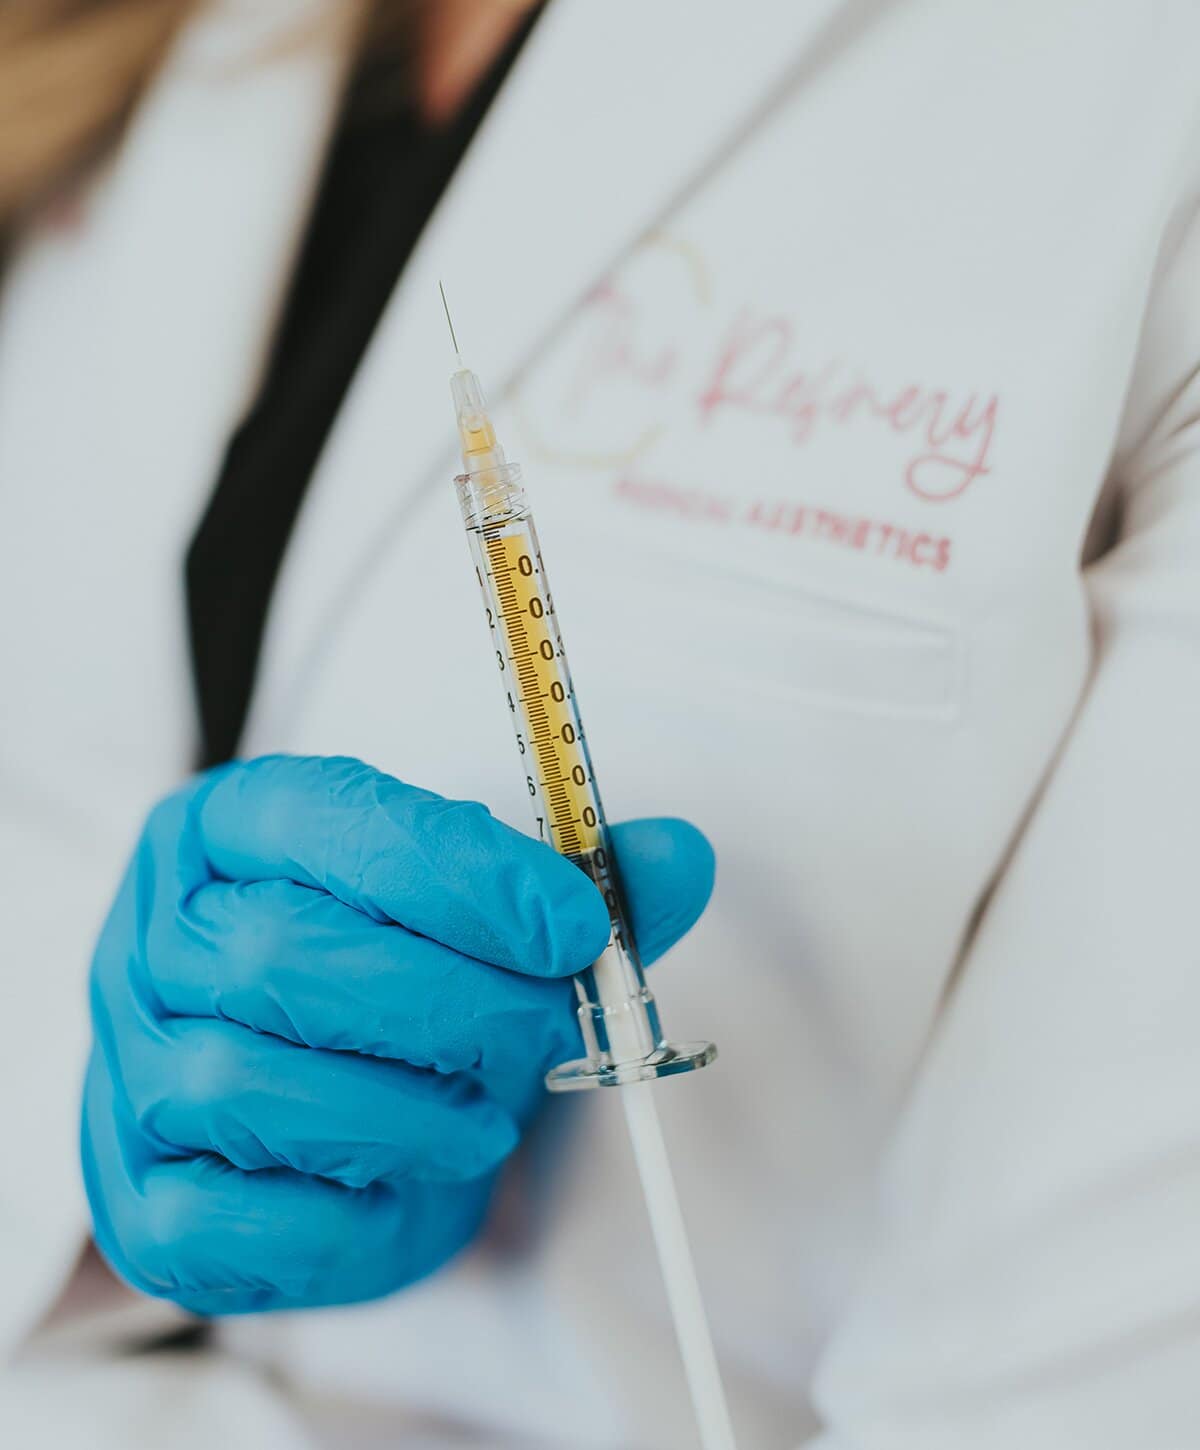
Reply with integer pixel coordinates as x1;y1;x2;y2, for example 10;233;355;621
607;818;715;967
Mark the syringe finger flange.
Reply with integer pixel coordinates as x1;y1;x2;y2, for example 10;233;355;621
545;935;717;1092
546;1041;719;1092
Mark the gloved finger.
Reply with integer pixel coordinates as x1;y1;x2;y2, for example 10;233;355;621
82;1053;490;1314
145;879;578;1081
116;1016;519;1187
156;1170;489;1316
608;817;716;965
141;817;712;1069
197;755;611;977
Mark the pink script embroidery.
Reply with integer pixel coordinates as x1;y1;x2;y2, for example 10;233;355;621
696;310;998;503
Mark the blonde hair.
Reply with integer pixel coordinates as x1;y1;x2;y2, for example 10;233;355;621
0;1;418;228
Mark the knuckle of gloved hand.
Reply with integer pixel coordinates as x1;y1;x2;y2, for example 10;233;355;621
121;1069;171;1150
223;882;293;988
124;1171;207;1296
171;1022;247;1114
131;1163;316;1304
221;754;299;843
119;1025;240;1153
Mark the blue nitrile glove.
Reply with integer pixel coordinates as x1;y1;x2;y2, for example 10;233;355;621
81;755;713;1316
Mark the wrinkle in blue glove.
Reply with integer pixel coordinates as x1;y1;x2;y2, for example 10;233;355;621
82;755;713;1315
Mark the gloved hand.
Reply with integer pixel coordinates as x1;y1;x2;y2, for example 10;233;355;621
81;754;713;1316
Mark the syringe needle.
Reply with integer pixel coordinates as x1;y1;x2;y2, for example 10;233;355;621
439;280;463;366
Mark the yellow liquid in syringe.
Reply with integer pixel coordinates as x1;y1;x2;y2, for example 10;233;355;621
480;529;601;860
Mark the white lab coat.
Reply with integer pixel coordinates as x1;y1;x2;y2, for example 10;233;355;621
3;0;1200;1445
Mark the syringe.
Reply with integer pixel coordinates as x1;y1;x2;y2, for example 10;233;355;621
441;284;716;1092
441;286;737;1450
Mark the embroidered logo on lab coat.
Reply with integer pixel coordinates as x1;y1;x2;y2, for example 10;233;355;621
515;233;1001;579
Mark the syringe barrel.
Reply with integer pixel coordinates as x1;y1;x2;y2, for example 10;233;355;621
455;463;715;1090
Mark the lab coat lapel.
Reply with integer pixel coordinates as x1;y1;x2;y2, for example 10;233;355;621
112;1;352;451
0;0;352;791
30;0;350;598
255;0;854;733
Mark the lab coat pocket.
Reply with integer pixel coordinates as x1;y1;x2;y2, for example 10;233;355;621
590;545;964;726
